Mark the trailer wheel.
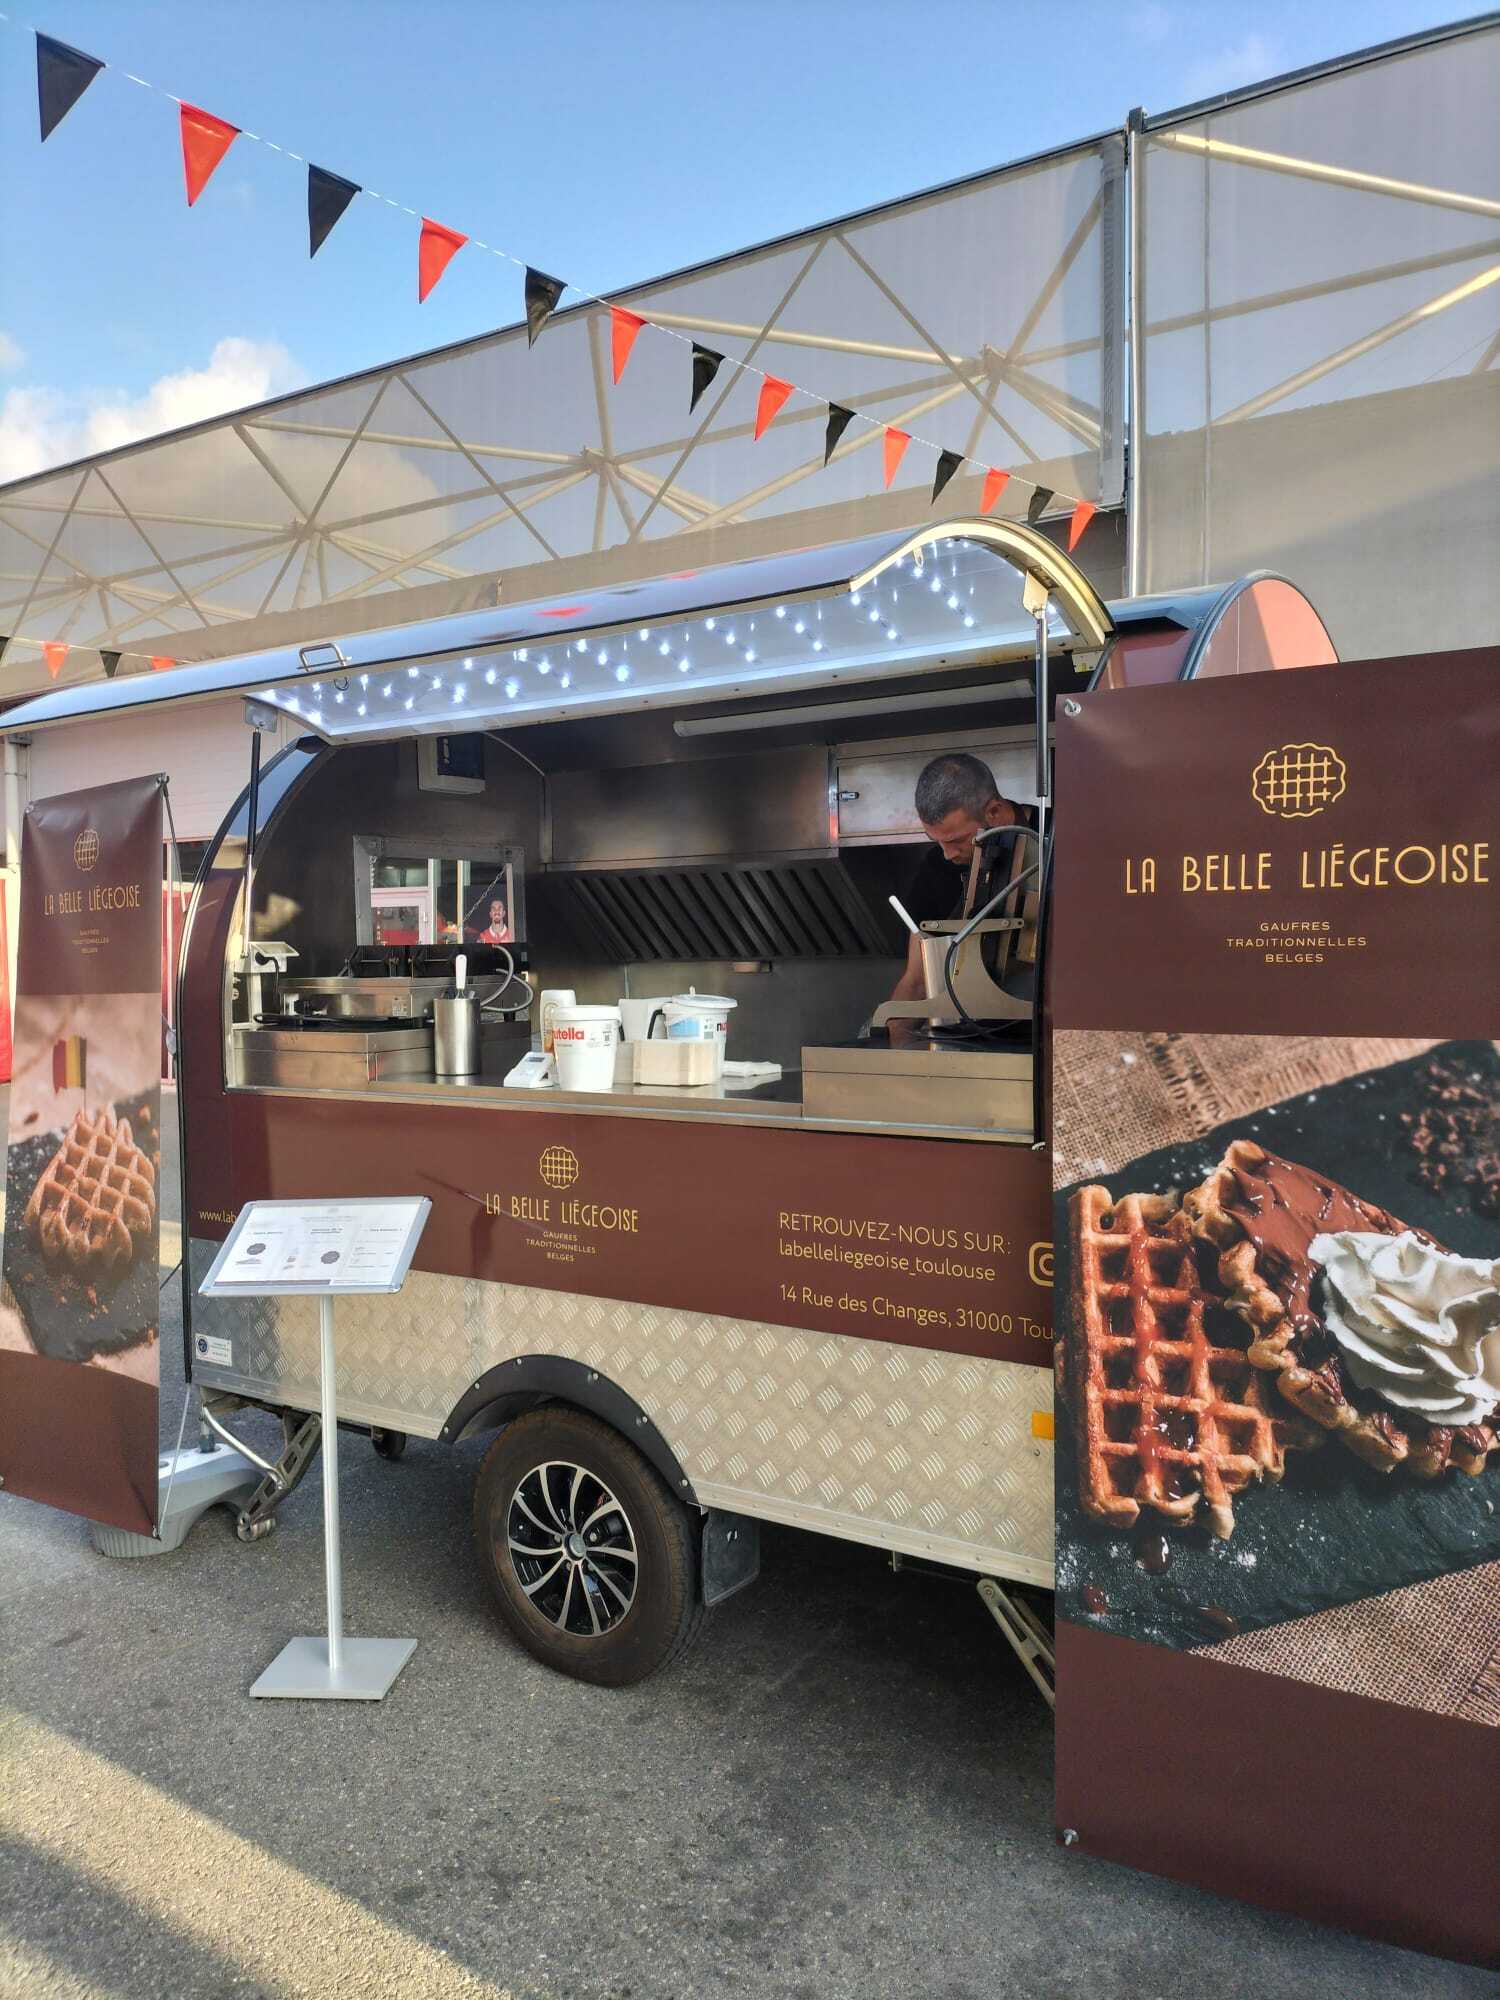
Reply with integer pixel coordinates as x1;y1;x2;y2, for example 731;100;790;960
472;1408;702;1687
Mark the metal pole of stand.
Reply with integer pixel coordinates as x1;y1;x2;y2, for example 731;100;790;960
319;1295;343;1676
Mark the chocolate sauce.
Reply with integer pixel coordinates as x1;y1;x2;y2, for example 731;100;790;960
1224;1148;1427;1342
1133;1527;1172;1574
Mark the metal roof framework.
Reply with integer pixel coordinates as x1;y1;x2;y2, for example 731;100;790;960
0;133;1124;696
0;13;1494;698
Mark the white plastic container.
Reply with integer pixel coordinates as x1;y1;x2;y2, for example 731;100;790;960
538;988;576;1054
551;1005;621;1091
657;992;737;1078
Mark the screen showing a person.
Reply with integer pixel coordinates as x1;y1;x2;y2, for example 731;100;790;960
368;855;520;952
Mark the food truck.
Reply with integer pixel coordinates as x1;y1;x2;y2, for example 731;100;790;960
4;519;1336;1690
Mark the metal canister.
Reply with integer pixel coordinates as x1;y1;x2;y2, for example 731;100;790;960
432;989;481;1077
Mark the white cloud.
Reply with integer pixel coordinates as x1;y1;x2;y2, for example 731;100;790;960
1183;32;1280;101
0;332;24;374
0;336;304;484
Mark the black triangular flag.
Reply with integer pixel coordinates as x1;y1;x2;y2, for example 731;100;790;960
932;449;963;505
525;268;566;346
1026;486;1056;527
690;343;724;412
823;404;855;466
100;649;121;679
308;165;361;259
37;32;104;142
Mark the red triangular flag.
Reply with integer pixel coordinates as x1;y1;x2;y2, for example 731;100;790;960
980;466;1011;514
610;307;647;384
1067;499;1097;552
150;655;176;672
418;218;467;302
753;376;792;441
43;642;68;679
883;428;910;489
180;104;239;207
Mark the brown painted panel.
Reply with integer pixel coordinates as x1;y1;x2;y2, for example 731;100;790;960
1052;646;1500;1037
1055;1620;1500;1968
192;1091;1055;1370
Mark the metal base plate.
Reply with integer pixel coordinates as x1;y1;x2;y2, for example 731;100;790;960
250;1635;416;1701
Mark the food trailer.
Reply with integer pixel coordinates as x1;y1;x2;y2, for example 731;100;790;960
3;519;1336;1689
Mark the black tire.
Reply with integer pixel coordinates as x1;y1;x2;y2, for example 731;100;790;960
371;1428;407;1460
472;1407;703;1687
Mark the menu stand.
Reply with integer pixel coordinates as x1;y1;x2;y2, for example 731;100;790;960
199;1196;431;1702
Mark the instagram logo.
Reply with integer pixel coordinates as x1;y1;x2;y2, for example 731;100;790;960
1028;1242;1054;1287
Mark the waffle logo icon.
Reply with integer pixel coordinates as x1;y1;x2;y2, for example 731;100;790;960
1251;742;1346;819
538;1144;580;1191
73;827;100;872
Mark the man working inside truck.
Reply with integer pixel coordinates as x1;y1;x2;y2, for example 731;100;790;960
883;752;1036;1021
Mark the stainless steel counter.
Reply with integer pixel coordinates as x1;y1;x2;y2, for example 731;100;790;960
229;1051;1033;1143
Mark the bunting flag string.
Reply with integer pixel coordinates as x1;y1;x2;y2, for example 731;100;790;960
179;103;238;207
6;9;1104;680
525;268;566;344
36;30;100;139
932;448;963;505
823;403;855;465
753;376;792;440
689;342;724;411
980;467;1011;514
308;165;360;259
609;307;647;383
418;218;467;302
1067;500;1097;552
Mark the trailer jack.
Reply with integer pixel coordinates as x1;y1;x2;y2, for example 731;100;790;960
201;1398;322;1542
977;1578;1055;1709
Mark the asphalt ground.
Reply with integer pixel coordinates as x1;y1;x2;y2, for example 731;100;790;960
0;1091;1487;2000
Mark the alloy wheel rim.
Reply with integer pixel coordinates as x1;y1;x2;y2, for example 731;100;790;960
504;1459;638;1636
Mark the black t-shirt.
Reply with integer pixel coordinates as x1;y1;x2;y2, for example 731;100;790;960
904;804;1037;924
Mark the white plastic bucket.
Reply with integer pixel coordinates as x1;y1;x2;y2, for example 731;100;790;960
552;1005;621;1091
656;992;736;1077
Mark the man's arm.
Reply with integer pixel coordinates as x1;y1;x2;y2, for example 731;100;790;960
888;930;926;1007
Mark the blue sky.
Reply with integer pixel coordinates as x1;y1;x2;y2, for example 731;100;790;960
0;0;1472;481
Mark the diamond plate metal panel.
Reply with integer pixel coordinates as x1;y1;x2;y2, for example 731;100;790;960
190;1239;1053;1583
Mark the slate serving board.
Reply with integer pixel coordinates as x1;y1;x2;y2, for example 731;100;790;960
3;1090;162;1363
1054;1040;1500;1651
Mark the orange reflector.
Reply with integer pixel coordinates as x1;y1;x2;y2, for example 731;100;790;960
1031;1411;1055;1441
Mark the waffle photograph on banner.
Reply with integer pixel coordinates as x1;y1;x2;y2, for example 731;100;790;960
1;991;161;1375
1051;1030;1500;1727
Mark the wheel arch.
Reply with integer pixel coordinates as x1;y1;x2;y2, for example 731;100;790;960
440;1354;699;1508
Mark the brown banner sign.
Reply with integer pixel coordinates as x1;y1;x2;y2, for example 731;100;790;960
0;777;165;1537
1049;648;1500;1967
191;1095;1054;1373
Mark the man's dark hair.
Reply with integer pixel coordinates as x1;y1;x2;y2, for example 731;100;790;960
914;752;1000;827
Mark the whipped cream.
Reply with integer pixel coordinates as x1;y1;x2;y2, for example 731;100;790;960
1309;1231;1500;1429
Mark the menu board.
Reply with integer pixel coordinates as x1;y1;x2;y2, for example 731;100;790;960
200;1198;430;1297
